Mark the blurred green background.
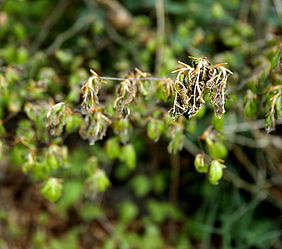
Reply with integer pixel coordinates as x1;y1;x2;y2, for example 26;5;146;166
0;0;281;248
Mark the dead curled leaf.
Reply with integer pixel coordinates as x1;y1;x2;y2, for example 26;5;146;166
169;57;233;119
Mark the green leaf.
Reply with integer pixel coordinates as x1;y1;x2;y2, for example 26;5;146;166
206;138;228;159
194;154;208;173
65;114;83;134
0;122;6;137
265;114;275;133
244;90;258;118
106;137;120;160
87;169;110;193
275;95;282;118
147;119;164;142
130;174;151;197
120;144;136;169
95;170;111;192
79;204;104;221
118;201;138;223
40;177;63;202
168;127;184;154
208;160;225;185
270;48;280;69
212;114;224;131
57;181;83;212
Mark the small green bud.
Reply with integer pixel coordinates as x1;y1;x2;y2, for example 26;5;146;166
194;154;208;173
208;160;225;185
40;177;63;202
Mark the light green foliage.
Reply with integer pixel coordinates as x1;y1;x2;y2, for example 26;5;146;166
206;138;228;159
106;137;121;160
147;201;182;223
147;118;164;142
208;160;225;185
168;125;184;154
194;153;208;173
130;174;151;197
87;169;110;193
119;144;137;169
244;90;258;118
118;201;138;223
40;177;63;202
57;181;83;213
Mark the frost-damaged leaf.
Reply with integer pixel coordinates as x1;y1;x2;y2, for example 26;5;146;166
46;102;72;136
81;69;105;114
114;78;137;119
79;111;111;145
79;70;112;144
208;64;233;118
265;91;282;133
114;68;153;119
170;57;233;119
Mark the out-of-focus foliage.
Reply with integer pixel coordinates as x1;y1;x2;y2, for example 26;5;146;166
0;0;281;248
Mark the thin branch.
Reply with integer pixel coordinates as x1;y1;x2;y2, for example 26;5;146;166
183;137;201;156
46;14;96;55
155;0;165;73
273;0;282;18
97;76;169;81
32;0;71;52
169;153;180;238
223;119;282;134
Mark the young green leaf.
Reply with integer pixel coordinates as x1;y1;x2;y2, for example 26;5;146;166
120;144;137;169
208;160;225;185
106;137;121;160
194;153;208;173
147;119;164;142
206;138;228;159
40;177;63;202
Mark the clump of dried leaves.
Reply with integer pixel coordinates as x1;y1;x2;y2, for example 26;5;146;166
114;68;150;119
169;57;233;119
80;69;111;145
47;57;233;145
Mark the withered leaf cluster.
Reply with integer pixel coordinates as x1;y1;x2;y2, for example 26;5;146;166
169;57;233;119
114;68;150;119
80;69;111;144
47;57;232;145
